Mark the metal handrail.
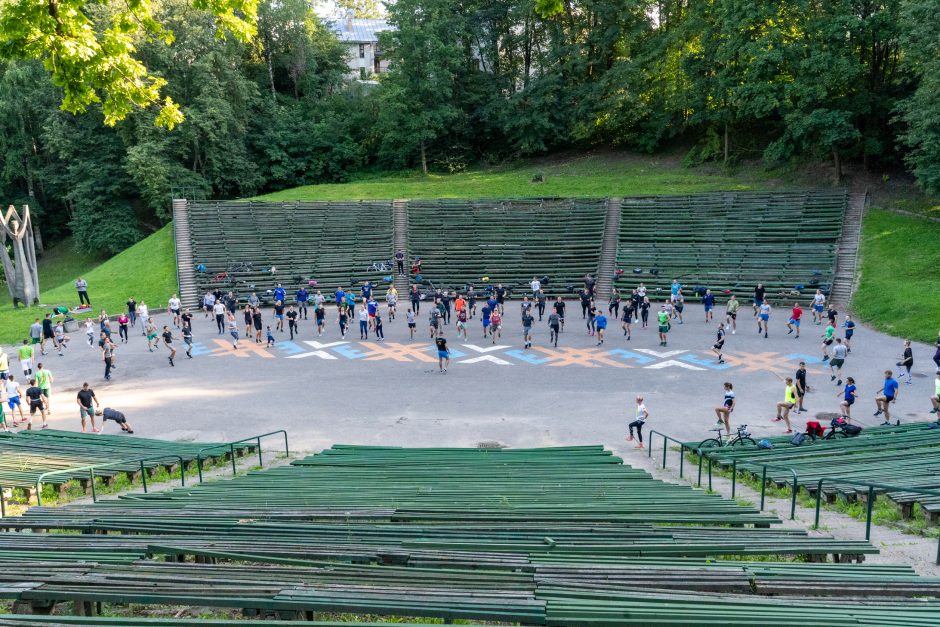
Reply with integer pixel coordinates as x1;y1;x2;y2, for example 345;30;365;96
195;430;289;482
813;477;940;564
646;430;697;479
35;453;186;506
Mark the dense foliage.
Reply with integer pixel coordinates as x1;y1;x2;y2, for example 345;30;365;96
0;0;937;254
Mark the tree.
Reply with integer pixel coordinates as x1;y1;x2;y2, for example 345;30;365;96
0;0;259;127
335;0;384;19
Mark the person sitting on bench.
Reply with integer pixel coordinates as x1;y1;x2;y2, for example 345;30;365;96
100;407;134;434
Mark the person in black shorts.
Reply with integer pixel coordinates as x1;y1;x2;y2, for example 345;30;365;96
315;303;326;336
161;326;176;366
826;305;838;326
435;333;450;373
621;302;633;340
711;324;726;364
252;307;263;343
640;297;650;328
553;297;566;332
795;361;808;413
495;284;506;314
41;314;55;355
548;311;560;347
101;407;135;434
410;285;420;315
752;283;765;317
608;289;620;319
536;290;546;321
579;289;591;319
287;305;299;340
24;378;48;429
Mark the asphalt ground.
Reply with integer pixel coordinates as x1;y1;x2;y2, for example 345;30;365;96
2;299;937;452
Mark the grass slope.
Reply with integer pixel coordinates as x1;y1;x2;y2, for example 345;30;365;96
852;208;940;343
255;153;791;201
1;226;176;347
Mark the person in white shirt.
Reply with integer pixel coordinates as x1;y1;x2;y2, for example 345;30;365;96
202;291;215;317
812;289;826;325
530;277;541;296
626;396;649;449
213;301;226;334
138;300;150;335
168;294;182;328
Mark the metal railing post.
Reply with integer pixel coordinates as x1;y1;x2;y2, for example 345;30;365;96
815;478;825;528
679;445;685;479
0;485;6;518
865;485;875;541
140;460;148;494
90;469;97;503
760;466;767;511
731;460;737;499
697;449;704;487
256;437;263;467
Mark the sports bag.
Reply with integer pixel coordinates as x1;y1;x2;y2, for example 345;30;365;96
790;432;807;446
757;439;774;450
842;424;863;437
806;421;825;437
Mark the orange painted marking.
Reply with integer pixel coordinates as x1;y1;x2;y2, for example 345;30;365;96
532;346;630;368
362;342;437;363
210;339;275;358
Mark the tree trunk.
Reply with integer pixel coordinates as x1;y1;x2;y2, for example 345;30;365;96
723;121;729;164
266;45;276;101
832;147;842;186
420;141;428;175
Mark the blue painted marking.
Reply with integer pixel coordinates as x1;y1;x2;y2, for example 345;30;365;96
504;349;549;365
333;345;369;359
680;353;732;370
273;340;304;355
607;349;655;365
427;345;466;358
189;342;213;356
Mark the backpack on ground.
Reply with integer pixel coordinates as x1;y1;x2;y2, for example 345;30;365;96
758;439;774;450
790;432;807;446
842;424;863;437
806;421;825;438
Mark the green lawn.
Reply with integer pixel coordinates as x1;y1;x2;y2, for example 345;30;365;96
0;226;177;346
852;208;940;343
255;153;794;201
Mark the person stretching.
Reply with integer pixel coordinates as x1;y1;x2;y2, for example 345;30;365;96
874;370;900;426
626;396;649;449
714;382;735;435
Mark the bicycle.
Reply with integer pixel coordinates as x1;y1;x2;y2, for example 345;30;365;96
698;424;756;449
368;260;393;273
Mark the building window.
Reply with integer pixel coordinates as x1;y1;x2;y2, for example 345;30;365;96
359;44;365;58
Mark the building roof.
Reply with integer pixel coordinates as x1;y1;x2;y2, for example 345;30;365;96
330;18;393;43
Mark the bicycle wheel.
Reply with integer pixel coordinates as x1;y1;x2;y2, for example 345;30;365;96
731;437;757;447
698;438;723;450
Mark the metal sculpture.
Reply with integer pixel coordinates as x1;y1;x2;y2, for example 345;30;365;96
1;204;40;306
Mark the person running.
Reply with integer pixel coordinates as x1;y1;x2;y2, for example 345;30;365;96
409;285;420;315
76;382;100;432
495;284;507;315
521;295;532;320
138;300;150;335
374;312;385;342
670;279;682;303
553;297;566;332
29;319;42;355
753;283;765;316
202;291;215;318
287;305;299;340
315;301;326;336
161;326;177;366
874;370;900;426
273;300;286;333
930;372;940;415
35;363;53;413
227;311;239;349
266;325;275;347
830;338;847;385
441;291;452;325
897;339;914;385
467;286;477;319
657;305;670;347
843;315;856;352
621;302;633;341
24;378;48;430
101;407;135;434
821;322;835;361
711;323;726;364
338;306;348;339
313;290;325;313
839;377;858;421
826;304;839;328
812;289;825;325
454;305;468;340
673;291;685;324
252;307;263;343
663;299;674;321
345;291;356;318
531;276;541;297
722;294;739;334
595;310;607;345
490;308;503;344
168;294;182;328
0;387;8;432
0;349;7;381
774;378;796;433
126;297;137;327
579;288;591;319
428;305;441;339
145;320;159;352
213;300;226;334
584;274;596;299
243;304;254;336
116;312;128;344
296;285;309;320
83;319;95;346
435;333;450;373
715;382;736;435
406;308;416;339
795;361;808;413
548;310;561;347
536;290;546;321
387;286;398;321
41;314;55;355
586;301;597;336
18;340;34;377
608;289;620;319
640;297;650;329
934;329;940;374
481;302;492;339
626;396;649;449
335;286;347;315
5;375;25;427
787;302;803;338
758;300;771;338
99;332;116;380
53;322;69;356
182;322;194;357
366;296;378;331
702;289;715;323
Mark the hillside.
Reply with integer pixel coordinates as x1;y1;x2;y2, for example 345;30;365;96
1;226;176;346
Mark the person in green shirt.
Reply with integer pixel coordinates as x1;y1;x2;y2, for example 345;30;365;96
657;305;670;347
725;294;740;334
17;340;34;377
773;377;796;434
35;363;53;413
822;324;835;361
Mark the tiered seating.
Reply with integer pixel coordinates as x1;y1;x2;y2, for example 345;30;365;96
406;199;606;295
0;430;250;489
690;421;940;521
616;191;846;302
188;201;394;302
2;445;939;624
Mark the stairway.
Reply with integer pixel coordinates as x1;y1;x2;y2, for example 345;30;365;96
392;199;410;295
829;190;867;308
172;198;199;308
594;197;622;300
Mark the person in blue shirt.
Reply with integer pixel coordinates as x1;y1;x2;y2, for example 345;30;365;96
594;311;607;345
843;315;856;352
367;297;378;331
273;283;286;304
702;289;715;323
874;370;900;425
296;287;309;320
362;281;373;299
335;287;346;313
670;279;682;303
839;377;857;421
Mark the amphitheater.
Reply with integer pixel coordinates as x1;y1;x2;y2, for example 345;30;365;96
6;188;940;625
